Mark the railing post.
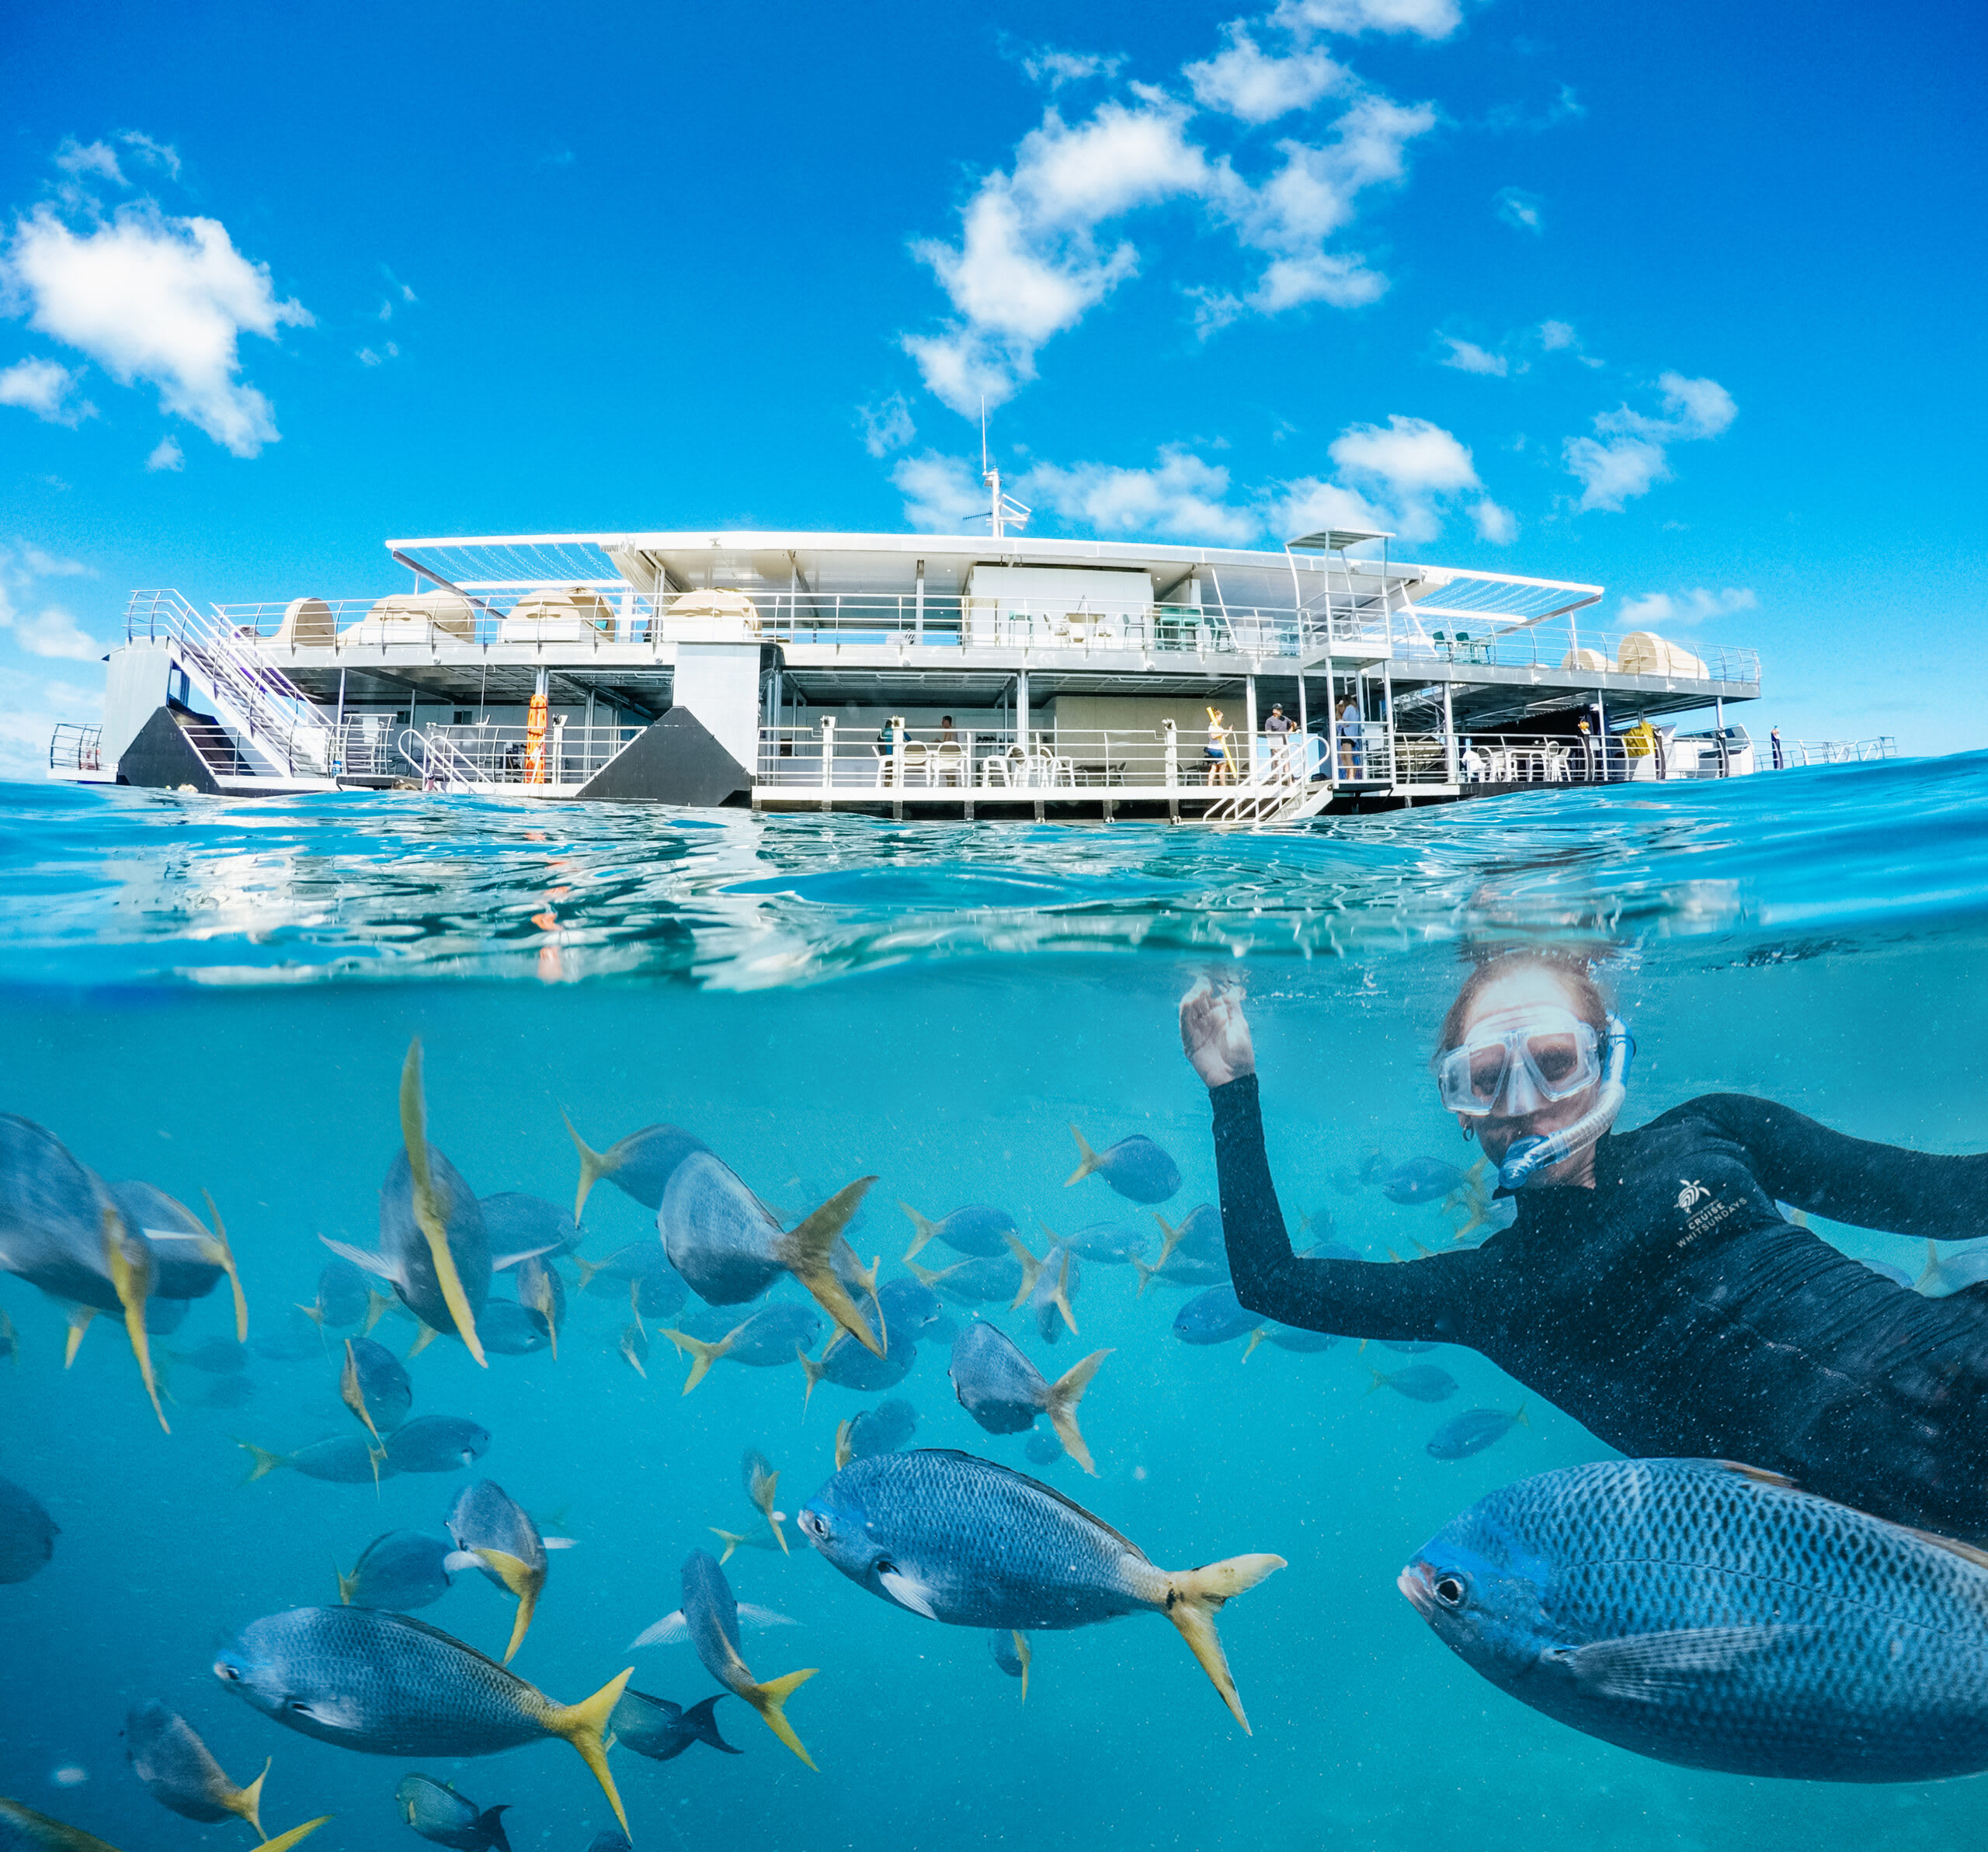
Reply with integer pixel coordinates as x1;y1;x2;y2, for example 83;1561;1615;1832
1163;719;1178;789
819;716;835;792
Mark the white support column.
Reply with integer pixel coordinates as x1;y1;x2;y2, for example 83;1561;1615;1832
1441;676;1456;784
1245;673;1258;778
915;559;925;646
1015;670;1029;749
819;716;835;792
1381;657;1395;786
1321;648;1336;783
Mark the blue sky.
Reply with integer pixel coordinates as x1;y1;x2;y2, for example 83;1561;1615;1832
2;0;1983;769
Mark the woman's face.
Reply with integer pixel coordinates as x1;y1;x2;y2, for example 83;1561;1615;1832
1450;965;1600;1164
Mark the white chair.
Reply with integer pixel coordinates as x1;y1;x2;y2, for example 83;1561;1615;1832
928;742;967;787
981;745;1028;788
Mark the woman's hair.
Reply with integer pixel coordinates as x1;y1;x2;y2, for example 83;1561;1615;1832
1435;950;1609;1059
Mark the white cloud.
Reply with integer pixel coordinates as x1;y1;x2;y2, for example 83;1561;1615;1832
0;549;101;664
892;452;987;531
1186;28;1345;123
1270;414;1497;545
1538;318;1576;349
902;40;1437;412
10;604;98;659
356;342;400;366
54;140;125;186
1021;47;1125;89
1470;497;1517;544
0;667;103;777
1563;434;1668;512
119;132;182;179
1438;335;1507;376
1618;586;1757;627
858;394;916;457
1021;448;1258;544
1270;474;1392;540
19;546;89;578
1566;371;1737;510
1494;186;1542;232
0;356;96;426
1273;0;1461;38
145;435;184;472
5;203;311;456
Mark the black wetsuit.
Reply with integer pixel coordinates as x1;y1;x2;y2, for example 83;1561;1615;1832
1212;1076;1988;1538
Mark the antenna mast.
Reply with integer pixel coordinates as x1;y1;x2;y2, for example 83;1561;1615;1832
979;397;1030;542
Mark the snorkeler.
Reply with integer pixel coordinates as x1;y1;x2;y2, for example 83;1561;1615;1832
1180;956;1988;1541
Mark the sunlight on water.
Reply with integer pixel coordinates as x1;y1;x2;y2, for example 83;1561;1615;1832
2;755;1986;1852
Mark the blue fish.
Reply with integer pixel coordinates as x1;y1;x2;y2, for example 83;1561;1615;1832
874;1276;945;1345
1172;1286;1259;1347
664;1302;823;1394
837;1399;919;1467
899;1202;1017;1261
988;1628;1033;1698
1403;1458;1988;1780
395;1773;511;1851
1154;1203;1225;1263
339;1530;456;1610
947;1321;1109;1475
801;1333;916;1406
607;1689;739;1762
564;1118;711;1218
1059;1221;1150;1265
678;1549;818;1767
1425;1405;1528;1460
1368;1364;1458;1403
798;1449;1282;1730
385;1416;492;1475
1381;1158;1471;1205
1023;1429;1066;1467
906;1253;1024;1306
1065;1128;1181;1205
478;1192;581;1260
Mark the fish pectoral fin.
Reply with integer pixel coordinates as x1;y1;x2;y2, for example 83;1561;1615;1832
443;1550;485;1575
490;1242;561;1272
735;1602;801;1631
835;1418;855;1471
1159;1552;1288;1735
318;1236;396;1280
744;1666;819;1769
1559;1625;1802;1701
542;1667;634;1841
777;1176;886;1357
257;1816;334;1852
630;1608;689;1649
542;1536;577;1550
878;1565;940;1620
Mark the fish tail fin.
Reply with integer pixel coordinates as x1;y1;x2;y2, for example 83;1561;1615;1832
198;1188;248;1342
834;1418;856;1470
776;1177;885;1357
710;1527;746;1564
64;1303;95;1368
1044;1349;1110;1476
1513;1401;1530;1428
399;1038;485;1368
256;1818;332;1852
898;1201;937;1262
564;1108;617;1224
295;1301;325;1326
905;1259;942;1290
1129;1257;1158;1300
1152;1211;1183;1269
336;1563;360;1604
360;1290;393;1336
405;1323;441;1360
1048;1249;1078;1337
769;1510;790;1555
1241;1328;1267;1363
1365;1367;1387;1393
572;1253;604;1291
681;1691;742;1753
1013;1631;1032;1704
542;1668;634;1841
237;1441;288;1485
1065;1124;1100;1187
743;1666;819;1769
665;1328;732;1395
471;1547;545;1665
1157;1554;1288;1733
797;1345;826;1412
226;1758;269;1836
1005;1232;1043;1310
104;1206;168;1433
1915;1239;1941;1293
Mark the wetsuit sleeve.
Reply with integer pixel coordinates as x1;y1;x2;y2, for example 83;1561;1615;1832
1211;1074;1478;1341
1686;1093;1988;1237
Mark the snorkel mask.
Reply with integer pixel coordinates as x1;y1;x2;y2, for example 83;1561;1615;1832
1435;1009;1635;1190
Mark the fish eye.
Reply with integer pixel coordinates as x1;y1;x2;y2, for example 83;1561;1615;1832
1433;1574;1468;1607
213;1660;239;1681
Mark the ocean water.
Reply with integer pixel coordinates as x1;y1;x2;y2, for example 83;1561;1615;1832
2;752;1986;1852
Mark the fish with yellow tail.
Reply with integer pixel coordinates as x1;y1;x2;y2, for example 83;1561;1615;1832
660;1153;884;1357
0;1795;330;1851
800;1450;1283;1732
676;1548;819;1767
214;1606;630;1839
988;1627;1032;1700
740;1449;789;1555
947;1321;1109;1475
0;1115;169;1430
662;1303;822;1395
339;1335;412;1470
111;1180;245;1340
123;1700;273;1835
321;1044;552;1369
562;1116;711;1221
1007;1232;1079;1343
897;1201;1017;1262
445;1479;573;1666
1064;1126;1181;1204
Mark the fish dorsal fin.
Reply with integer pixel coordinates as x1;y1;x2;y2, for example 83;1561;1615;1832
1708;1462;1988;1573
905;1448;1149;1563
1712;1459;1801;1492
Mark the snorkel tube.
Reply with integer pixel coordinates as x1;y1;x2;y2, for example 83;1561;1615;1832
1496;1014;1635;1191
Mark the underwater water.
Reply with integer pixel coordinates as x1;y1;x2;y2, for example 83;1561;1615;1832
2;750;1986;1852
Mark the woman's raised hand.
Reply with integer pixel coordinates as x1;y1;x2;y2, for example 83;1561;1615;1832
1179;976;1255;1089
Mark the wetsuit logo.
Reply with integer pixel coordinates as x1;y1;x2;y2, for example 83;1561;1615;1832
1677;1179;1708;1211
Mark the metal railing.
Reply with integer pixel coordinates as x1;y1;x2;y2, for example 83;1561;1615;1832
756;723;1289;790
1765;736;1897;767
394;722;644;789
48;723;102;773
1399;623;1760;686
